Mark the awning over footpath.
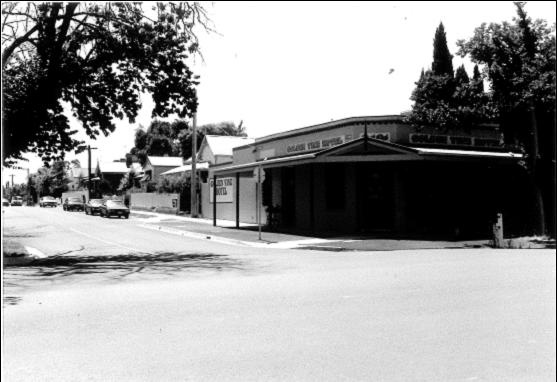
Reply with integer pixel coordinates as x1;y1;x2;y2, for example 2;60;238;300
212;137;523;176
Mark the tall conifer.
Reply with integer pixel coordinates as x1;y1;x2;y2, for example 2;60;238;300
432;22;454;76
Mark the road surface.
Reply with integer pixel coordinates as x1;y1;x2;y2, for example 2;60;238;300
2;206;556;381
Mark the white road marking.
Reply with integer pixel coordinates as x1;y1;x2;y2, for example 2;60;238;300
68;228;145;253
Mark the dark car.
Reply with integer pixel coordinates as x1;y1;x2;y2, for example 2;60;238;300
39;196;58;208
2;198;9;206
99;199;130;219
63;197;84;211
84;199;103;215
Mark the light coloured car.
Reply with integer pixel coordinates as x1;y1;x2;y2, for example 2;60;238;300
39;196;58;208
10;196;23;206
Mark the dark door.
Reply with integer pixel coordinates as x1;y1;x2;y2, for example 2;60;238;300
357;167;394;231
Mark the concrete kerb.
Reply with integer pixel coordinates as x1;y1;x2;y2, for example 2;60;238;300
3;246;47;266
137;223;271;248
136;223;336;249
131;209;256;228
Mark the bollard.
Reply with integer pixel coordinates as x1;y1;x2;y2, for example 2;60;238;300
492;213;504;248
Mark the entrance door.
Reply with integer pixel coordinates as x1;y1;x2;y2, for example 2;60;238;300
358;167;393;231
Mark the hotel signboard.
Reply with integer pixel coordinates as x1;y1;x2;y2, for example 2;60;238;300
209;177;234;203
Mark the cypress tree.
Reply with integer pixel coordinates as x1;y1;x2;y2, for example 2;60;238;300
472;64;484;92
432;22;454;76
455;65;470;85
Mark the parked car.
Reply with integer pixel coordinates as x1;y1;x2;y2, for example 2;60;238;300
39;196;58;208
99;199;130;219
2;198;9;206
63;197;84;211
84;198;104;215
10;196;23;206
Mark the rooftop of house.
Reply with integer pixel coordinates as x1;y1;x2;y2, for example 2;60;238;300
147;156;184;167
203;135;255;156
96;161;129;174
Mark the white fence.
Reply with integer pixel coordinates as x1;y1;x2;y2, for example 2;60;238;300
130;192;180;214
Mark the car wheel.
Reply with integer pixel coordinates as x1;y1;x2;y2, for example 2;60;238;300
125;215;129;219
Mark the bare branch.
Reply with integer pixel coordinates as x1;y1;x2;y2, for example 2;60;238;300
2;23;38;69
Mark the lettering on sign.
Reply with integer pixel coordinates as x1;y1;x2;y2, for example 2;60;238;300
285;136;345;154
474;138;503;148
409;133;504;148
209;177;234;203
321;136;344;148
359;132;391;141
286;143;306;153
449;136;473;146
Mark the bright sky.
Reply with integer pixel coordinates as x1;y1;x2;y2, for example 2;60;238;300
3;1;556;184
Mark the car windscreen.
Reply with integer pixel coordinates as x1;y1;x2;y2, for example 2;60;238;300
43;197;56;200
106;201;126;208
89;199;103;205
68;198;82;202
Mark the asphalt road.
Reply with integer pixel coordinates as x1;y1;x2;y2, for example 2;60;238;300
2;206;556;381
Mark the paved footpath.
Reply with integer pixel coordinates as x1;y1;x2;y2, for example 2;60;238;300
130;210;497;250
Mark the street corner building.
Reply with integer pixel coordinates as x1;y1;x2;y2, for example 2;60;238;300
204;115;534;239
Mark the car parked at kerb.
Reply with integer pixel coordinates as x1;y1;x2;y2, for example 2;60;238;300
3;198;10;206
10;196;23;206
99;199;130;219
39;196;58;208
85;199;103;215
63;197;84;211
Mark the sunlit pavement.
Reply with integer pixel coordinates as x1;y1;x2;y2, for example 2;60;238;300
3;206;556;381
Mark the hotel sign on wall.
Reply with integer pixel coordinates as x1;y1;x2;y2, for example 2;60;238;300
409;133;503;148
286;132;393;154
286;136;346;154
209;177;234;203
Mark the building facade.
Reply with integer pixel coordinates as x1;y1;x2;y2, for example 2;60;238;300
209;116;533;238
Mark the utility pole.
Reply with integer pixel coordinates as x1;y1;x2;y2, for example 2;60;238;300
26;168;30;204
87;145;98;201
88;145;92;201
9;174;15;187
190;112;198;217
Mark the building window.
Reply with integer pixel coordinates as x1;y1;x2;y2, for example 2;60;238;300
325;164;345;209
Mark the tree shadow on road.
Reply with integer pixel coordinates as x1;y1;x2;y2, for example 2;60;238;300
3;252;251;306
6;252;246;277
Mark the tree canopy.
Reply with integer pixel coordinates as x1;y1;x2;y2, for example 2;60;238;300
128;119;247;166
405;22;496;129
456;1;556;235
2;2;211;165
432;22;454;76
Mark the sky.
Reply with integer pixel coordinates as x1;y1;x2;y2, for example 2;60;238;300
3;1;556;184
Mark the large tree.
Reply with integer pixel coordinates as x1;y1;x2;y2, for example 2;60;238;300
405;22;496;129
457;2;556;236
128;119;247;166
2;2;210;165
177;120;248;161
432;22;454;76
29;160;70;198
129;120;182;166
